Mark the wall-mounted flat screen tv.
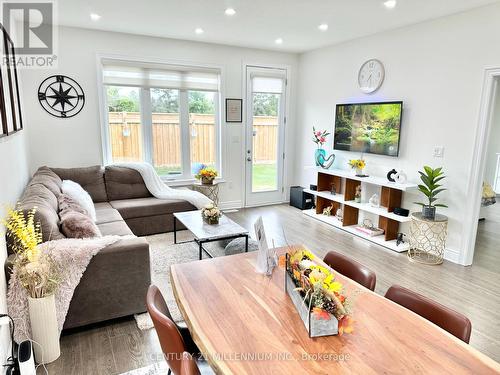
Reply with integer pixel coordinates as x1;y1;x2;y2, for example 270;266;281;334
334;101;403;157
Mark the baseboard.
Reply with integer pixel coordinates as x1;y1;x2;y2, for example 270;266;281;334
219;200;242;210
444;247;461;264
244;200;290;208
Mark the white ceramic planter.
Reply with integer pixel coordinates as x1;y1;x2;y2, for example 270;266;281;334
28;294;60;364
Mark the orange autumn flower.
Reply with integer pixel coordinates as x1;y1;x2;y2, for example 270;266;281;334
338;315;355;335
312;307;331;321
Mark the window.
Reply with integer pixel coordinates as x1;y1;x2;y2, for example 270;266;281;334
102;60;221;179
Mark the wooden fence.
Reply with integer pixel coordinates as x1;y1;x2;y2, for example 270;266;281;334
109;112;278;166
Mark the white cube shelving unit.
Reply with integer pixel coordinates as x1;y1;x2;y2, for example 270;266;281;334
304;168;417;253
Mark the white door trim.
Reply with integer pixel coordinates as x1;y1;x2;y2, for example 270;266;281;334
244;65;288;207
462;67;500;265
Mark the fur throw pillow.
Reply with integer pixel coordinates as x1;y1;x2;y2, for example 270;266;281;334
58;193;88;216
60;209;101;239
61;180;96;222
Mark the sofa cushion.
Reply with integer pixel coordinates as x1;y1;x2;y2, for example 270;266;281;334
61;180;97;222
60;209;102;239
51;166;108;203
105;166;152;201
9;184;66;251
97;220;134;236
28;166;62;197
58;193;88;216
110;197;194;220
95;203;123;225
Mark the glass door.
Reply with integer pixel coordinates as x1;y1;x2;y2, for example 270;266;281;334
245;66;287;206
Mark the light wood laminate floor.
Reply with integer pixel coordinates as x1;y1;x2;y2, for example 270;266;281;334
42;204;500;374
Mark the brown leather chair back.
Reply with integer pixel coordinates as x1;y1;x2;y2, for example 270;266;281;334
147;285;187;375
385;285;472;343
180;352;201;375
323;251;377;291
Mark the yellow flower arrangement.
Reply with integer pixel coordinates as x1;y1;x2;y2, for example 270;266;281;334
3;205;60;298
3;206;42;262
348;159;366;170
195;167;218;181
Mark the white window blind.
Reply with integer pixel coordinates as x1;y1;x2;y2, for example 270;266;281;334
251;76;284;94
102;60;220;91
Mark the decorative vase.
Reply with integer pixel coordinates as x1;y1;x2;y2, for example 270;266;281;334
28;294;60;364
422;206;436;220
395;170;407;184
206;216;219;225
201;177;214;185
355;168;364;176
355;196;361;203
315;148;326;166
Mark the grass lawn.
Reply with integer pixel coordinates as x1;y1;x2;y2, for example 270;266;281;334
252;163;277;191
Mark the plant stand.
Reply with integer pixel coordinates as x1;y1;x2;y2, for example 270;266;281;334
192;181;220;205
407;212;448;265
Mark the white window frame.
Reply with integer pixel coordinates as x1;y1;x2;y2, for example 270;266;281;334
96;54;224;183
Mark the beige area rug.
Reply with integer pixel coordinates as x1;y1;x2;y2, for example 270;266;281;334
134;231;235;329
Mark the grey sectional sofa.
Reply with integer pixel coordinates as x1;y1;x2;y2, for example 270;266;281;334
5;165;196;329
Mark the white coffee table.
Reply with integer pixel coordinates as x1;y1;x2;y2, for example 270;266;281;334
173;210;249;260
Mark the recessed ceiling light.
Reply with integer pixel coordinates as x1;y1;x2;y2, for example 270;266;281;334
383;0;397;9
318;23;329;31
90;13;101;21
225;8;236;16
275;38;283;45
195;27;204;35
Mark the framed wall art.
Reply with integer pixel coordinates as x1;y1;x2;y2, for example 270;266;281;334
226;98;242;123
0;24;23;135
4;29;23;133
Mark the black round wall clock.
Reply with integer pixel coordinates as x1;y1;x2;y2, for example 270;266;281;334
38;75;85;118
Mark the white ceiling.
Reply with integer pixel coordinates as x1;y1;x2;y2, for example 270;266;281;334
58;0;499;53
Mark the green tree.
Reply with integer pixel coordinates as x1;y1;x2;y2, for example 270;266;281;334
151;88;179;113
189;91;214;113
253;93;279;116
107;87;140;112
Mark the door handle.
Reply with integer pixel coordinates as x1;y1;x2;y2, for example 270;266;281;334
247;157;252;162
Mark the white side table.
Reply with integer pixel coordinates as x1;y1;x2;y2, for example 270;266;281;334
407;212;448;265
191;181;220;205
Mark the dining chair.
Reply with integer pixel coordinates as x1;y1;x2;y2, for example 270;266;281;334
146;285;199;375
323;251;377;291
180;352;201;375
385;285;472;343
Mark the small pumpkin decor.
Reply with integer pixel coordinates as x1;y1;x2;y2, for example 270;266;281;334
195;167;218;185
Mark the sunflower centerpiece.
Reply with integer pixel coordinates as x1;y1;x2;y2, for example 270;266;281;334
286;248;354;336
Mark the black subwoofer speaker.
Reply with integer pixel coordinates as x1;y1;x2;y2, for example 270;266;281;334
290;186;314;210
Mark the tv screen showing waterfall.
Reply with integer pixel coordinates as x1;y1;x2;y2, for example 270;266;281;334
334;101;403;157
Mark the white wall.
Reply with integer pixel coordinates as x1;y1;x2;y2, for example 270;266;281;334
484;81;500;188
0;131;30;369
19;26;299;208
295;3;500;265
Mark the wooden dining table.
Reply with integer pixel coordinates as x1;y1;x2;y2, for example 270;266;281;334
170;248;500;374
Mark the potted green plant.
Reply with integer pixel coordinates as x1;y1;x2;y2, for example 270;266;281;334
414;166;448;220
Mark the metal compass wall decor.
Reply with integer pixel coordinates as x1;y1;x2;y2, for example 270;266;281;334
38;75;85;118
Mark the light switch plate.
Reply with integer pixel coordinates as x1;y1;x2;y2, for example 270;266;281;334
434;146;444;158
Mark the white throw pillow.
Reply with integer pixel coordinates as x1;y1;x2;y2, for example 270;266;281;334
61;180;97;222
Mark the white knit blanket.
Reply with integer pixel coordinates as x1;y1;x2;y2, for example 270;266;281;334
7;236;124;343
113;162;212;209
